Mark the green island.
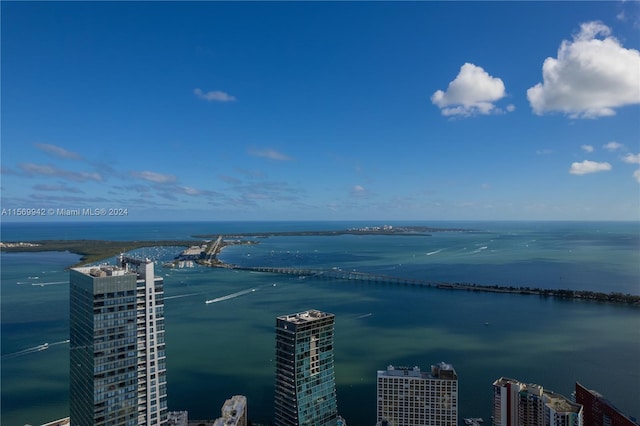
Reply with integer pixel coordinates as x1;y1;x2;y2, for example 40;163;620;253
2;226;638;306
0;239;202;267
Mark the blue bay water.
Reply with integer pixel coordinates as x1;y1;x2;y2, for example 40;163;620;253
1;221;639;425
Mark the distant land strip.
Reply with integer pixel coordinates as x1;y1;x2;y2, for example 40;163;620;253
192;225;475;239
0;240;202;268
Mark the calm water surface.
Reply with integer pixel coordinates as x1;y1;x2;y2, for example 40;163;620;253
1;221;639;425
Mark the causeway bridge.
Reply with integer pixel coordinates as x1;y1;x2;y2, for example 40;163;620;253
213;264;640;305
227;265;440;288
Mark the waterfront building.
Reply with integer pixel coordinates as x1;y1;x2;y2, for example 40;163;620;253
376;363;459;426
274;309;338;426
167;411;189;426
70;255;167;425
574;382;639;426
213;395;247;426
493;378;583;426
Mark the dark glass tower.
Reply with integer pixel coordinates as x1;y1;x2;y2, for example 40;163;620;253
70;256;167;426
274;310;338;426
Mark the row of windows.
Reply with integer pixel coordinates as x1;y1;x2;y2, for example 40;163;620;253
94;291;136;300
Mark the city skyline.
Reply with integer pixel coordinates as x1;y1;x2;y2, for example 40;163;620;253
2;1;640;222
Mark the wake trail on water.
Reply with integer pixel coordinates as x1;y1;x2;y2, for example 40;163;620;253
205;288;257;304
2;340;70;359
426;249;444;256
31;281;68;286
164;292;206;300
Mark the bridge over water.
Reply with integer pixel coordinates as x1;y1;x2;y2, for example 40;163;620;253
228;265;440;288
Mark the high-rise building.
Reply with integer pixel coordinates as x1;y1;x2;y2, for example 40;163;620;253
70;255;167;426
274;309;338;426
376;363;458;426
493;378;583;426
574;382;639;426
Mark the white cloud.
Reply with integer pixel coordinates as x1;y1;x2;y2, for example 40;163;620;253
248;148;293;161
350;185;369;198
569;160;612;175
34;143;83;160
623;153;640;164
20;163;102;182
634;170;640;183
194;88;236;102
431;63;508;117
178;186;199;195
33;183;83;193
603;141;624;151
581;145;594;153
527;21;640;118
131;170;177;183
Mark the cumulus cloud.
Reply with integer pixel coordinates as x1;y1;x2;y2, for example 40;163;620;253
603;141;624;151
581;145;594;153
34;143;83;160
431;63;508;117
248;148;293;161
623;153;640;164
194;88;236;102
569;160;612;175
131;170;177;183
20;163;102;182
527;21;640;118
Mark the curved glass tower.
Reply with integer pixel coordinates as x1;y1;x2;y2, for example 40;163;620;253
274;310;338;426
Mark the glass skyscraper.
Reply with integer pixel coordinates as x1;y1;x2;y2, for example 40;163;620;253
70;255;167;426
274;309;338;426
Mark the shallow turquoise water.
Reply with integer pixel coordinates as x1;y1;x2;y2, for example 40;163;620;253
1;221;639;425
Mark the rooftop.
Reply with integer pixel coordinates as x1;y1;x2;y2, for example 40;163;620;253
379;363;457;380
545;391;582;414
278;309;334;324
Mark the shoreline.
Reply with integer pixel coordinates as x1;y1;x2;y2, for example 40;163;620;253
2;231;638;306
0;239;203;267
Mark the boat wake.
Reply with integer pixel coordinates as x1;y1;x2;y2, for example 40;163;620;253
205;288;257;304
356;313;373;319
164;292;205;300
426;249;444;256
2;340;70;360
31;281;68;287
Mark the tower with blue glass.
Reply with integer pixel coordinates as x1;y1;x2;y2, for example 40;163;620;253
274;309;338;426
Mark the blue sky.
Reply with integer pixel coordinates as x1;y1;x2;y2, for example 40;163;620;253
1;1;639;222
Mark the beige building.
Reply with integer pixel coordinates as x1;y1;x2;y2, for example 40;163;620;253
377;363;458;426
213;395;247;426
